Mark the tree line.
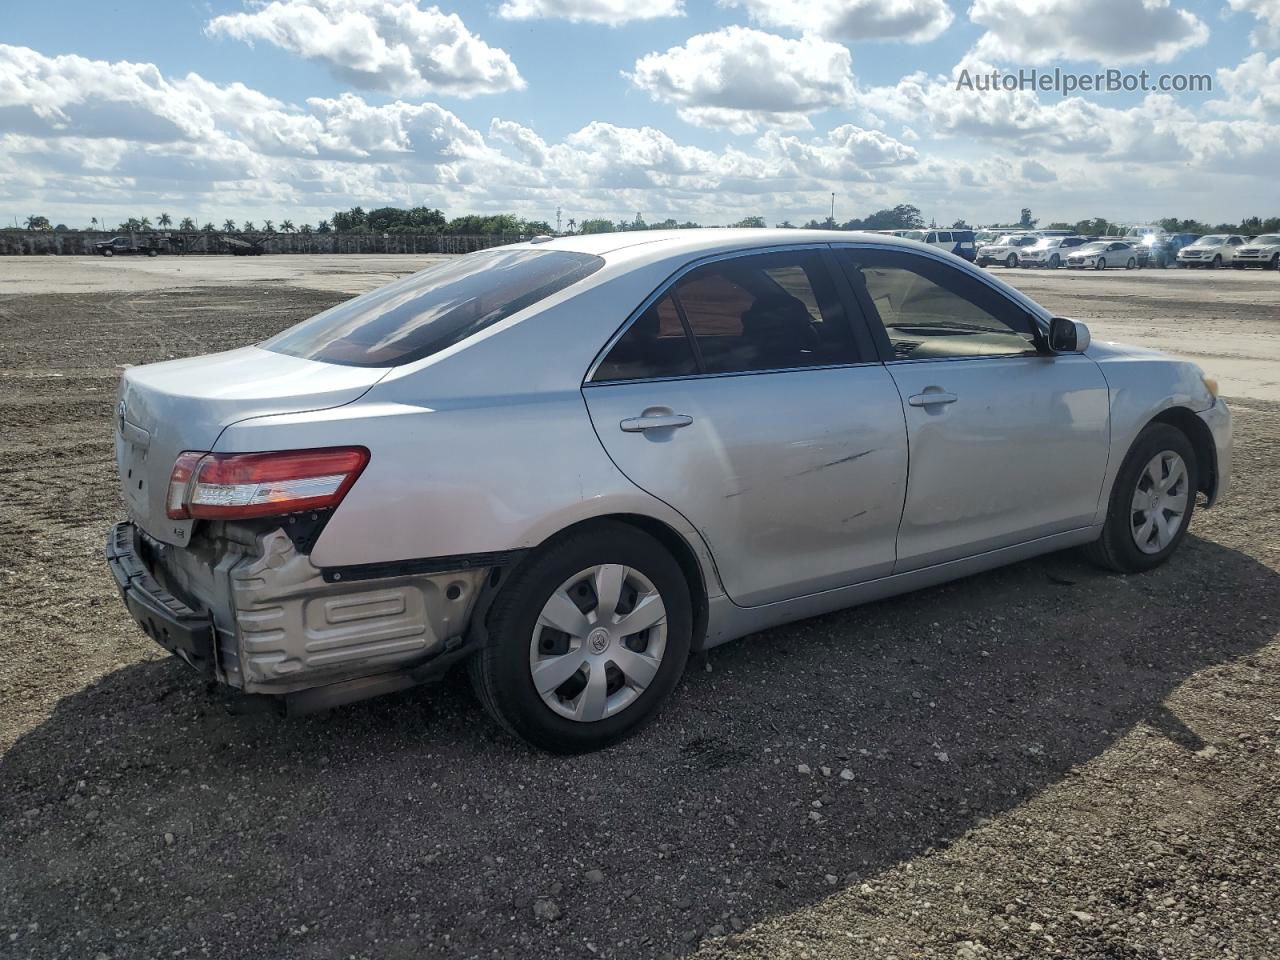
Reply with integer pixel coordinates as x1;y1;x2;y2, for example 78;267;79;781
12;205;1280;237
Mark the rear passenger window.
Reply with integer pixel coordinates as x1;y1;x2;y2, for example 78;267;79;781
591;294;698;382
592;250;862;381
937;232;952;243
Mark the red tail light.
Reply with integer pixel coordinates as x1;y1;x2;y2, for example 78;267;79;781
165;447;369;520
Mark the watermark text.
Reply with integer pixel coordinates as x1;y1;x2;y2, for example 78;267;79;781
956;67;1211;95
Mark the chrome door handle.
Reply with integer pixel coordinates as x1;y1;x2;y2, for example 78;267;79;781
908;391;958;407
620;413;694;432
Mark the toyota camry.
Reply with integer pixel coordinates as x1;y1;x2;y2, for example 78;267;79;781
107;229;1232;752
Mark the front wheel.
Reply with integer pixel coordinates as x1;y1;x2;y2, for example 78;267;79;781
1049;254;1060;269
469;522;692;753
1095;258;1106;270
102;248;113;257
1006;254;1017;268
1085;423;1197;573
1126;257;1136;270
1271;254;1280;271
1211;255;1222;269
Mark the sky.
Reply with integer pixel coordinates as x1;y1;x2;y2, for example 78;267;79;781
1;0;1277;230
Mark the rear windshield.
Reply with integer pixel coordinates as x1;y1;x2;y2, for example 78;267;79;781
262;248;604;367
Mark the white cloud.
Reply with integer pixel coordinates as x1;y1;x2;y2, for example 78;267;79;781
1208;53;1280;119
205;0;523;97
629;27;856;133
720;0;953;44
1228;0;1280;48
1020;158;1056;182
970;0;1208;64
496;0;684;24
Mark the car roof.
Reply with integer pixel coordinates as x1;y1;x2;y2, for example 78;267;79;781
505;228;933;266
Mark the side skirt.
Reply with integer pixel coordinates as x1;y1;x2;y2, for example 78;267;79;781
702;525;1103;648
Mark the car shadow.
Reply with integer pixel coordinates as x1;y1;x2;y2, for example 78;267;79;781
2;534;1276;959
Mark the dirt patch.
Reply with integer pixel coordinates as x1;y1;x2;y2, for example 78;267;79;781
0;266;1277;960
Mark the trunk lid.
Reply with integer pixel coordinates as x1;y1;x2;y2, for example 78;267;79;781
115;346;387;546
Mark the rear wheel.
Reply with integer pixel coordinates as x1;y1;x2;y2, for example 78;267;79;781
469;522;692;753
1085;423;1197;573
1005;253;1017;268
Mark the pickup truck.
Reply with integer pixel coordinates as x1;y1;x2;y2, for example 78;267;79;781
95;235;164;257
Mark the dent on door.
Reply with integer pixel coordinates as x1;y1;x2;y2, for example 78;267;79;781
584;366;909;607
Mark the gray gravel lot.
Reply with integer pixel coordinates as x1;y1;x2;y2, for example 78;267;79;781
1;256;1277;960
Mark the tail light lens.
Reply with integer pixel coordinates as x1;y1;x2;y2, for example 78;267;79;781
165;447;369;520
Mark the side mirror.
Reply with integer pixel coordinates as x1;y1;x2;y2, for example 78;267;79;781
1048;316;1090;353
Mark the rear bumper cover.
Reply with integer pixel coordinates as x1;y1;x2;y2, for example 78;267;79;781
105;522;217;675
105;521;494;702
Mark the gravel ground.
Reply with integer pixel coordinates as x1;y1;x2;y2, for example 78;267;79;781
1;258;1277;960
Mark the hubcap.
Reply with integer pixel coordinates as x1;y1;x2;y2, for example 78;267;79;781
1130;451;1189;555
528;564;668;722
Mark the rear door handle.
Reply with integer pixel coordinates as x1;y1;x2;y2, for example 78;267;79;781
620;413;694;432
908;391;958;407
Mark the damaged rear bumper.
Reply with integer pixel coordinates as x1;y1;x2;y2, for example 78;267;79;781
105;520;499;710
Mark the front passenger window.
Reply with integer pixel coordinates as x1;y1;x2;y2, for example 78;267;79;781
836;249;1039;361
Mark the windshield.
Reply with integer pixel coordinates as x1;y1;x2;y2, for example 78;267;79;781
1033;238;1060;249
1253;235;1280;244
1197;235;1226;245
898;230;926;240
992;235;1021;245
263;248;604;367
1078;242;1108;252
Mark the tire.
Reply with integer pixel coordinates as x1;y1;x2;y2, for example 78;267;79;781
1005;254;1017;268
1272;254;1280;271
147;249;158;257
1049;254;1060;269
1211;255;1222;269
468;522;692;753
1095;258;1106;270
102;248;113;257
1084;423;1197;573
1126;257;1136;270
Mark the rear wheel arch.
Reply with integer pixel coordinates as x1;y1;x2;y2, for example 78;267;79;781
481;514;711;652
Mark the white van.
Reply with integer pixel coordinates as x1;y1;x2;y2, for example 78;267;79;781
873;228;977;262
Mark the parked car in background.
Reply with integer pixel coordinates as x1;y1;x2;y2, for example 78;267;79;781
1146;233;1200;268
868;229;976;261
1177;235;1245;268
1065;240;1141;270
1017;235;1091;269
104;229;1231;752
1231;234;1280;269
95;235;164;257
977;234;1039;267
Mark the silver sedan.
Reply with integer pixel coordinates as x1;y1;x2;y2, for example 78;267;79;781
107;229;1232;752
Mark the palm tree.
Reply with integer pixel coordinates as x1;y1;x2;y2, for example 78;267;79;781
90;216;98;231
203;222;216;233
262;219;275;233
139;216;152;230
157;212;172;229
317;219;331;233
179;217;195;231
242;221;256;232
280;219;295;233
222;219;237;232
567;218;577;234
299;223;313;234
